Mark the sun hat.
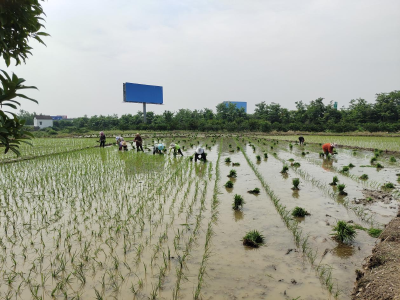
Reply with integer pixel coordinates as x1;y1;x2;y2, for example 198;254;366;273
196;147;204;154
158;143;165;150
170;143;176;148
331;143;338;147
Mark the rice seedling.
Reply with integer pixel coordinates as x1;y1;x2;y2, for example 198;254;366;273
389;156;396;162
348;163;355;168
337;184;347;195
292;178;300;190
224;180;234;188
319;152;325;157
370;157;377;164
225;157;231;163
359;174;369;180
247;188;260;194
289;144;293;149
301;151;306;156
293;162;301;168
331;221;357;243
341;166;350;173
367;228;382;238
256;155;261;162
280;165;289;174
288;158;295;162
228;169;237;178
376;163;384;169
232;194;245;210
242;230;264;248
383;182;395;189
292;207;310;217
264;153;268;159
232;162;240;166
329;176;339;186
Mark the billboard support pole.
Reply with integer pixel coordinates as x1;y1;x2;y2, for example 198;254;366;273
143;103;147;123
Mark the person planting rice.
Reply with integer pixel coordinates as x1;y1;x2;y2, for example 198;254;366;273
298;136;305;145
134;133;144;152
153;143;165;154
322;143;337;157
121;138;128;151
169;143;183;156
194;147;207;162
99;131;106;148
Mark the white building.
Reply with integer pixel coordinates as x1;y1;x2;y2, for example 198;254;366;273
34;115;53;129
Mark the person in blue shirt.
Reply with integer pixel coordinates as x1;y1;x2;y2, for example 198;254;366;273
153;143;165;155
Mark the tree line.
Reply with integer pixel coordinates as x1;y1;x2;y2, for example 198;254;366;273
20;90;400;134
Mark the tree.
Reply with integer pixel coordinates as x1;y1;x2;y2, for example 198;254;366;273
0;0;49;155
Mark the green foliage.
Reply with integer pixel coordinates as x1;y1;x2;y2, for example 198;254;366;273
329;176;339;186
370;157;377;164
332;220;357;243
0;0;48;156
292;178;300;190
292;207;310;217
228;169;237;178
383;182;395;189
264;153;268;159
232;194;245;210
232;162;240;166
224;180;234;188
293;162;300;168
256;155;261;161
224;157;231;163
301;151;306;156
348;163;355;168
338;184;347;195
319;152;325;157
367;228;382;238
242;230;264;248
376;163;384;169
248;187;260;194
389;156;396;162
280;165;289;174
359;174;369;180
341;166;350;173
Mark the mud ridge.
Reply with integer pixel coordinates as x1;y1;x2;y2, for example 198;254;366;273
352;209;400;299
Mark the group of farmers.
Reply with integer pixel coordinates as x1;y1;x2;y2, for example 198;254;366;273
99;132;336;161
99;132;207;162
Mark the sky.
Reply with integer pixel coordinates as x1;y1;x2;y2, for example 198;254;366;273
5;0;400;118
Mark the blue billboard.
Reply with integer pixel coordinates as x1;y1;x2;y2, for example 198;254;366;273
123;82;163;104
224;101;247;113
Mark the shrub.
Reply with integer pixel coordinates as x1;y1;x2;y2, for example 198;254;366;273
390;156;396;163
225;157;231;163
248;188;260;194
232;194;245;210
292;206;310;217
292;178;300;190
329;176;339;186
359;174;369;180
376;163;384;169
228;169;237;178
264;153;268;159
280;165;289;174
242;230;264;248
338;184;347;195
224;180;234;188
332;220;357;243
256;155;261;161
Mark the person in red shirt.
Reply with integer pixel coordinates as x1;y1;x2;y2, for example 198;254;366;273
322;143;337;156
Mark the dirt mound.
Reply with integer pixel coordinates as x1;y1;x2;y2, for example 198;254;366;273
352;211;400;299
353;189;395;205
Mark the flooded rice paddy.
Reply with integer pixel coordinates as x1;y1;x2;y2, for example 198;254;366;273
0;134;398;299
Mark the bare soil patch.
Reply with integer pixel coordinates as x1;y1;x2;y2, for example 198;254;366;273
353;188;395;205
352;210;400;299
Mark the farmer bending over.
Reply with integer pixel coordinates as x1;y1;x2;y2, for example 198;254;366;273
298;136;305;146
322;143;337;157
153;143;165;155
134;133;144;152
169;143;183;156
194;147;206;162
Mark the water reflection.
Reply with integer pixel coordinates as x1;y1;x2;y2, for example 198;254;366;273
322;158;334;171
331;243;355;259
292;190;300;199
234;210;244;222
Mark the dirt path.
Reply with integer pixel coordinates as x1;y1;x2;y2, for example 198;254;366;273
352;209;400;299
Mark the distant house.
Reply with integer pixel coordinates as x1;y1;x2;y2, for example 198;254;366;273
34;115;53;129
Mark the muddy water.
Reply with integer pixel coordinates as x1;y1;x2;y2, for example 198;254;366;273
201;143;330;299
